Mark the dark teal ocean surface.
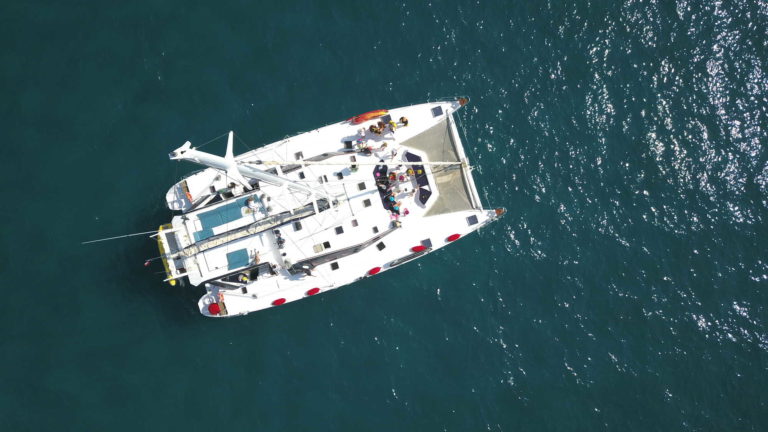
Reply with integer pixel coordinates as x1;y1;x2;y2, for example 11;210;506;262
2;1;767;430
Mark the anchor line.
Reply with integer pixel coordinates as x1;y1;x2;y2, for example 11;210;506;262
81;230;159;245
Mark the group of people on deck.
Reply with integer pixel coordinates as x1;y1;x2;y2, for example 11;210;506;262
376;166;416;220
355;115;415;220
368;116;409;135
356;116;410;160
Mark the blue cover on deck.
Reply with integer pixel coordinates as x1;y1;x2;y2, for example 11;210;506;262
193;197;250;241
226;249;250;271
404;152;431;204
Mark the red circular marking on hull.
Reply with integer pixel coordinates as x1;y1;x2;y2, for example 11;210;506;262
306;288;321;296
447;234;461;242
272;298;286;306
411;245;427;252
208;303;221;315
368;267;381;276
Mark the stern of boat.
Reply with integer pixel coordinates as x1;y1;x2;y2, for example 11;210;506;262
155;223;187;286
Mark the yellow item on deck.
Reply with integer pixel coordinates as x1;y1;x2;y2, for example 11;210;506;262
156;224;174;283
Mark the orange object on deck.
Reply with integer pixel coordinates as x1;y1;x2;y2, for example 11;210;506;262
349;109;388;124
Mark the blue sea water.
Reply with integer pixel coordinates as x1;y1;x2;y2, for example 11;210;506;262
1;1;767;430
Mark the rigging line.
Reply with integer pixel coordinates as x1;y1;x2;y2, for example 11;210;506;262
172;156;180;187
455;110;471;149
234;133;255;152
194;131;230;150
280;228;334;287
220;169;250;258
279;222;311;261
313;195;355;239
271;212;333;288
244;160;464;166
318;206;358;239
82;230;160;245
299;197;346;241
213;170;244;259
449;113;465;160
442;116;450;163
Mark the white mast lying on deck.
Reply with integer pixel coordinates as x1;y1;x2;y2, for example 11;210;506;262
169;131;325;199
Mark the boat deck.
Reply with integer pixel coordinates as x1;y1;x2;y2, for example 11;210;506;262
400;118;476;215
158;99;499;316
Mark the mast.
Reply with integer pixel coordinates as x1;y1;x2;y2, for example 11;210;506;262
169;132;326;199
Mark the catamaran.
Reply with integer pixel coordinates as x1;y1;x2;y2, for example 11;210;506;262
155;98;504;317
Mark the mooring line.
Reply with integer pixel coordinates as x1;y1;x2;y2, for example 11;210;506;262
81;230;159;245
